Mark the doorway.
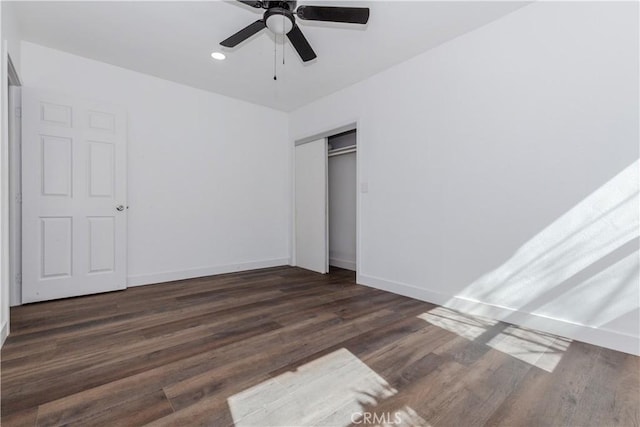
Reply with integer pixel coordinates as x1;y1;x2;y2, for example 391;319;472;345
294;126;357;275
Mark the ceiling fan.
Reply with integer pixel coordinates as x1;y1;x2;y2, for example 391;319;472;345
220;1;370;62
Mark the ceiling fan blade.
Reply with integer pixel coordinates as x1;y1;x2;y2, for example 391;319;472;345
220;20;266;47
296;5;369;24
237;0;263;8
287;25;317;62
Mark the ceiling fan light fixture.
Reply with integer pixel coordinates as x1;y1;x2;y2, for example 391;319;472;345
265;10;294;35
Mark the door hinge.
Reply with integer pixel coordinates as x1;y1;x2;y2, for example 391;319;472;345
15;273;21;285
15;107;21;118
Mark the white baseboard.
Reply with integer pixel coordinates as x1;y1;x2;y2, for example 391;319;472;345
1;320;8;348
359;273;640;356
330;258;356;271
127;258;290;287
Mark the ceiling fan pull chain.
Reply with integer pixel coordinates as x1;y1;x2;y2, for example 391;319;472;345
273;33;277;80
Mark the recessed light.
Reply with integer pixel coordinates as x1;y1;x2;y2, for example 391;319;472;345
211;52;226;61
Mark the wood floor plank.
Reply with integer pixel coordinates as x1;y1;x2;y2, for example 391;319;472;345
145;394;234;427
38;389;174;427
0;407;38;427
2;266;638;427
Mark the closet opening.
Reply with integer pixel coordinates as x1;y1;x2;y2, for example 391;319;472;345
327;130;356;273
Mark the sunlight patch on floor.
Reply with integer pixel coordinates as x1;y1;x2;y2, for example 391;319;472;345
418;307;570;372
227;348;427;427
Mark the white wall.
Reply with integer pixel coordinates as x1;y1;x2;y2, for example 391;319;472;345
1;1;21;75
290;2;640;355
21;42;290;287
329;149;356;271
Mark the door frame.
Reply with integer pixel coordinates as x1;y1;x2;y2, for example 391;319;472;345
7;54;21;306
292;120;360;277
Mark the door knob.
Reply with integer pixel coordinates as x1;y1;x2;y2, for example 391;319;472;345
116;205;125;211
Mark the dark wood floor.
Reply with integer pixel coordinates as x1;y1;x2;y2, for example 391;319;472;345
1;267;638;426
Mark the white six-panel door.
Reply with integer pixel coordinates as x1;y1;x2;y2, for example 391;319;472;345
22;89;127;303
295;138;328;274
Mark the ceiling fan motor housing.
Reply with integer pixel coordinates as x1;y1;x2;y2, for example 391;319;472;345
264;7;295;35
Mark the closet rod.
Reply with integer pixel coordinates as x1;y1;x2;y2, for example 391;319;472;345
328;146;357;157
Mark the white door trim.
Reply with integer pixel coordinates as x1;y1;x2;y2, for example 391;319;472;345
8;84;21;306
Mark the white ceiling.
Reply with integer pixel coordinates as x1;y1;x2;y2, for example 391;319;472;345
13;1;529;111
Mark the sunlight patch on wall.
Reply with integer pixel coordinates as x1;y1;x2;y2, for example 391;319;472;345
419;307;570;372
454;160;639;329
227;348;426;427
535;251;639;333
